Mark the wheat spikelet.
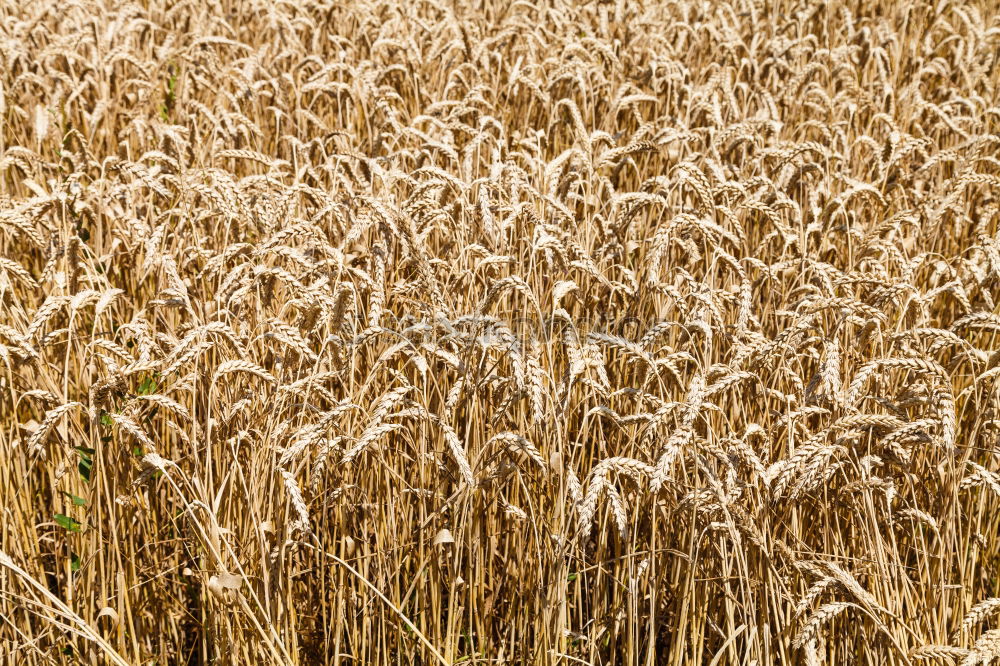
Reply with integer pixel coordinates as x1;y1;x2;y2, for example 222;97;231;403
962;630;1000;666
26;296;67;339
794;577;840;619
212;360;277;386
110;412;157;452
279;468;311;537
0;257;38;289
26;402;83;456
137;394;191;422
963;600;1000;635
794;602;859;649
485;432;546;471
650;427;691;494
341;423;405;465
438;419;475;487
911;645;970;662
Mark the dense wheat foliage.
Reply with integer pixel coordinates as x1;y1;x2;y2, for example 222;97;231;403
2;0;1000;663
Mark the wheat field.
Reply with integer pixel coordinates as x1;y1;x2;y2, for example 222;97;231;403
1;0;999;663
